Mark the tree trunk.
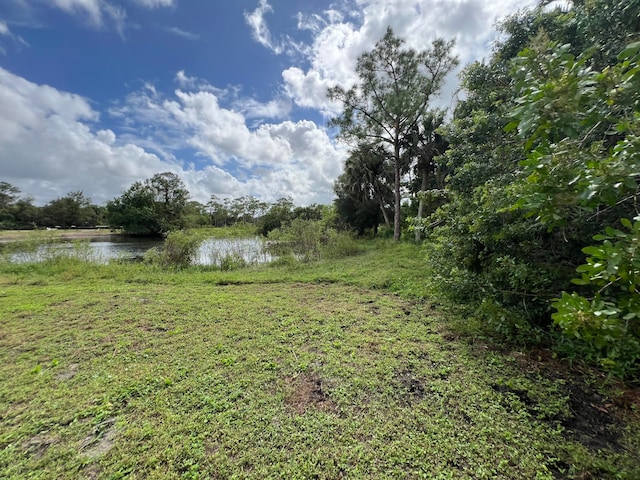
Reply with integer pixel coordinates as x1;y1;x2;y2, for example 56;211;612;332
414;173;428;242
378;195;391;227
393;141;402;242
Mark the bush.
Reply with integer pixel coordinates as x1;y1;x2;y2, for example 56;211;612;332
552;218;640;378
144;230;201;269
267;218;360;262
219;254;247;271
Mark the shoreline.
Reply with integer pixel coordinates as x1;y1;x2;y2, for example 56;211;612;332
0;229;122;243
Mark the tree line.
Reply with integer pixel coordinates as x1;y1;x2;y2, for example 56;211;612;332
0;174;326;237
329;0;640;378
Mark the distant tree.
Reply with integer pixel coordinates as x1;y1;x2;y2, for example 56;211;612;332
293;204;324;222
12;197;39;228
39;191;99;228
106;172;190;236
403;111;449;241
0;182;20;210
257;197;294;236
346;143;393;228
184;201;210;228
329;27;457;240
0;182;22;228
334;174;384;236
207;195;229;227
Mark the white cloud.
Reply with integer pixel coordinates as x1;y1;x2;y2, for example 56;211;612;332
49;0;126;34
174;70;220;94
244;0;281;53
232;97;291;121
0;19;30;55
51;0;103;25
132;0;175;7
281;0;539;113
243;0;305;57
0;67;175;204
0;67;345;206
110;83;346;203
163;26;199;40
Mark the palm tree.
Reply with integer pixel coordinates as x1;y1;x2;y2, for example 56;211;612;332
342;143;394;228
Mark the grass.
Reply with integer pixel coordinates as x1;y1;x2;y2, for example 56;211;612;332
0;240;639;479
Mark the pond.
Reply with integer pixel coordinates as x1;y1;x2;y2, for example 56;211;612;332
5;235;274;267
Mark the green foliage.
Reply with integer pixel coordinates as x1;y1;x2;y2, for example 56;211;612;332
107;172;190;236
257;197;294;236
508;40;640;377
207;195;269;227
333;142;393;235
0;182;29;229
423;1;640;379
552;218;640;376
219;253;247;271
39;191;102;228
144;230;201;269
267;218;360;262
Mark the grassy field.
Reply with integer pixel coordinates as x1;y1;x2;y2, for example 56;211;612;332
1;241;639;479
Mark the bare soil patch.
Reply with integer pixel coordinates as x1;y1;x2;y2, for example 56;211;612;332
284;373;336;414
80;417;117;459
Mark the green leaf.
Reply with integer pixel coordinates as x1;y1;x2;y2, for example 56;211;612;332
582;246;604;256
617;42;640;61
504;121;520;133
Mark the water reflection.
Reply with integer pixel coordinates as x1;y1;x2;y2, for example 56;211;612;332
6;236;273;266
197;237;273;266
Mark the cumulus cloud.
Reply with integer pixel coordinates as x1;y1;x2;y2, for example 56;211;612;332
281;0;538;113
1;67;345;206
0;67;175;204
110;83;346;203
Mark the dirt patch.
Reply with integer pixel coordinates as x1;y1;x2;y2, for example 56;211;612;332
22;434;55;458
284;373;336;414
56;363;79;381
80;417;117;459
491;382;623;453
82;464;103;480
561;383;623;452
393;369;426;405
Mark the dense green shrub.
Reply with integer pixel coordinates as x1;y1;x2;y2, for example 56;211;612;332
144;230;201;269
267;218;360;262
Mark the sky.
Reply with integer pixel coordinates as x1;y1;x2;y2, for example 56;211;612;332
0;0;538;207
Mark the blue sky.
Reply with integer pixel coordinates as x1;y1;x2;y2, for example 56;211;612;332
0;0;536;206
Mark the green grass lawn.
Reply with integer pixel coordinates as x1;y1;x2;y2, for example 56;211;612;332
1;241;639;479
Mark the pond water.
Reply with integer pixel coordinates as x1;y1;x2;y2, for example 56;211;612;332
5;235;273;266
